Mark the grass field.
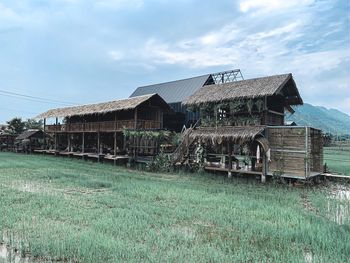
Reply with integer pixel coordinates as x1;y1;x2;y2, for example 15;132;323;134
0;152;349;262
324;142;350;176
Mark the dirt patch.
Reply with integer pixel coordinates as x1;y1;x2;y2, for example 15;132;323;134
301;192;318;214
303;249;313;263
171;226;196;239
0;243;30;263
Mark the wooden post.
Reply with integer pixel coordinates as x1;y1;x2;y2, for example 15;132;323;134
68;134;71;152
54;117;58;151
263;96;268;125
114;112;117;165
159;109;163;129
134;108;138;129
305;127;309;179
228;139;232;178
262;155;267;183
97;132;100;154
134;108;138;158
82;133;85;153
43;118;46;149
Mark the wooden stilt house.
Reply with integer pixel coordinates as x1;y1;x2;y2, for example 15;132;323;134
180;73;323;180
36;94;172;162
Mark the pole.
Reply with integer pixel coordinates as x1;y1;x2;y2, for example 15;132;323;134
114;112;117;165
54;117;58;151
228;139;232;178
43;118;46;149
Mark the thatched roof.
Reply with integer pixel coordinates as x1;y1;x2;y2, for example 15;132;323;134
16;130;44;140
36;94;171;119
184;73;303;106
190;126;265;144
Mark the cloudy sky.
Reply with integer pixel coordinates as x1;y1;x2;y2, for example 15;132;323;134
0;0;349;123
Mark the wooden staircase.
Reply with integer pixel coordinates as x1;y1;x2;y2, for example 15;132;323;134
172;125;197;165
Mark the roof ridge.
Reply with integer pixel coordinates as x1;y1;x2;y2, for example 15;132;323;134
47;94;156;112
137;74;210;89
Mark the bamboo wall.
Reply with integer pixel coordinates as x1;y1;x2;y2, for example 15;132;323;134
267;127;323;178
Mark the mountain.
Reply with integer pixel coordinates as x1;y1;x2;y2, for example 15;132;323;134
286;103;350;135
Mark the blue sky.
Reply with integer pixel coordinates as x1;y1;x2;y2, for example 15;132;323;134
0;0;349;123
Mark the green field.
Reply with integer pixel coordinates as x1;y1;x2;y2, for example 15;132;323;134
324;142;350;176
0;152;349;262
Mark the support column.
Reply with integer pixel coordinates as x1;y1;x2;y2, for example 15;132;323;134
97;132;100;154
68;134;71;152
134;108;138;129
263;95;268;125
114;112;117;165
43;118;46;150
262;155;267;183
82;133;85;153
54;117;58;151
134;108;138;158
228;139;232;178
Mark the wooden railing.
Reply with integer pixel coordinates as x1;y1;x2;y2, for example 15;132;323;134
46;120;161;133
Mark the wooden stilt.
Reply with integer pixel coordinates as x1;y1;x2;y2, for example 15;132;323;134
82;132;85;153
228;139;232;178
68;134;71;153
43;118;46;149
54;117;58;151
262;155;267;183
114;112;117;165
97;132;101;163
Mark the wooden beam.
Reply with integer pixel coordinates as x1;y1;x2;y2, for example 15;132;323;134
268;110;284;116
285;104;295;114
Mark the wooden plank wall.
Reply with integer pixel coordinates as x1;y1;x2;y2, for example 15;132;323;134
309;128;323;173
268;127;307;178
267;127;323;178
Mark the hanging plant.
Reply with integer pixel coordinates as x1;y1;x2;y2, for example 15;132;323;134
255;99;264;113
246;99;254;115
229;100;243;116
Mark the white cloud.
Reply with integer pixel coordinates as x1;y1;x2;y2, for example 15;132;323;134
94;0;144;9
0;2;23;28
142;20;307;69
239;0;314;13
109;50;124;60
138;0;350;114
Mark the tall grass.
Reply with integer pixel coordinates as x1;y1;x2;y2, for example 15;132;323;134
324;146;350;175
0;152;349;262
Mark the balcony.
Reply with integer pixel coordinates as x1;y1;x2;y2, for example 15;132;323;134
46;120;161;133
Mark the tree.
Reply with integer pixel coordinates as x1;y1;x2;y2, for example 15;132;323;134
6;117;25;135
24;118;43;130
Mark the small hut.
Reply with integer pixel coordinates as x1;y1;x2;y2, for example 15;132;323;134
15;130;46;153
0;132;16;151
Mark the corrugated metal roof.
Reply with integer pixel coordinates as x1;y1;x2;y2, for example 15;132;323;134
129;74;212;103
